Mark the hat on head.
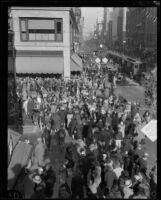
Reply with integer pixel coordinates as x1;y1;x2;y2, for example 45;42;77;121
144;153;149;157
134;173;143;182
125;179;132;188
37;167;43;175
32;175;42;184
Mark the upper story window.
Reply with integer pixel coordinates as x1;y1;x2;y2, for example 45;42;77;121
20;18;63;42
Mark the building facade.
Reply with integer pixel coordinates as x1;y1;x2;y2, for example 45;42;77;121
111;8;120;45
11;7;82;79
126;7;157;51
103;7;127;50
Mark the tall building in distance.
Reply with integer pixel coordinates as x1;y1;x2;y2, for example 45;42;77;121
103;7;128;48
111;8;120;45
103;8;111;34
96;16;104;36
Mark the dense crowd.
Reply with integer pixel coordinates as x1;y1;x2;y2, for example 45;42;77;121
12;63;157;199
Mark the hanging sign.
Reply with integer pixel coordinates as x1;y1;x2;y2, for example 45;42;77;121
141;120;157;142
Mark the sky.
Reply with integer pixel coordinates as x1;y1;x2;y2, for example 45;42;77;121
81;7;104;39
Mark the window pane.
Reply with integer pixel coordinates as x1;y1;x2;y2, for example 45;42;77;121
57;34;62;41
57;21;62;33
49;34;55;40
28;19;55;30
41;34;49;40
29;33;36;40
21;33;27;40
35;33;42;40
21;20;26;31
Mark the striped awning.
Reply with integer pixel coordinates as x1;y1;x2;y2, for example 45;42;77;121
70;53;82;72
16;56;64;74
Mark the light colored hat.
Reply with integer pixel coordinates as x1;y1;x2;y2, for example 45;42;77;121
101;109;106;114
80;149;86;156
125;179;132;187
144;153;149;157
37;137;42;142
33;175;42;184
103;154;107;160
134;173;143;182
38;167;43;175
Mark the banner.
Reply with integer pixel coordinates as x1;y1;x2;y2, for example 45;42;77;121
141;120;157;142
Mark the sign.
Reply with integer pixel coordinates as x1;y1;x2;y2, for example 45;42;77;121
141;120;157;142
102;57;108;64
95;57;101;64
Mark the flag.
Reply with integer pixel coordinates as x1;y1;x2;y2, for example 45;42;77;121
9;135;13;156
153;17;157;23
145;10;151;18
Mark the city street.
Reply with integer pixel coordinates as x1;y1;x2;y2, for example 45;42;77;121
21;116;75;198
116;77;145;103
7;6;157;199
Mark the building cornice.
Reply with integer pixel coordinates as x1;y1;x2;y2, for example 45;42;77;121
11;7;71;11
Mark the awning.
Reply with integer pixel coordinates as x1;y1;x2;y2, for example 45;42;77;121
8;142;33;190
16;56;64;74
8;129;21;150
8;129;22;165
71;53;82;72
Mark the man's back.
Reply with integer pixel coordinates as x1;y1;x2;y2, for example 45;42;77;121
104;169;117;191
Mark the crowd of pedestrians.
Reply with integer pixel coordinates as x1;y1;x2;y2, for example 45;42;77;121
13;59;157;199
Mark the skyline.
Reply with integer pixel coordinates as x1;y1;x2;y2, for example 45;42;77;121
81;7;113;38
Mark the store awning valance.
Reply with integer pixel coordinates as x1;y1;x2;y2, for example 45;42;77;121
16;56;64;74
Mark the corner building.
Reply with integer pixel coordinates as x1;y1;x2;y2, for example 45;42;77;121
11;7;82;79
